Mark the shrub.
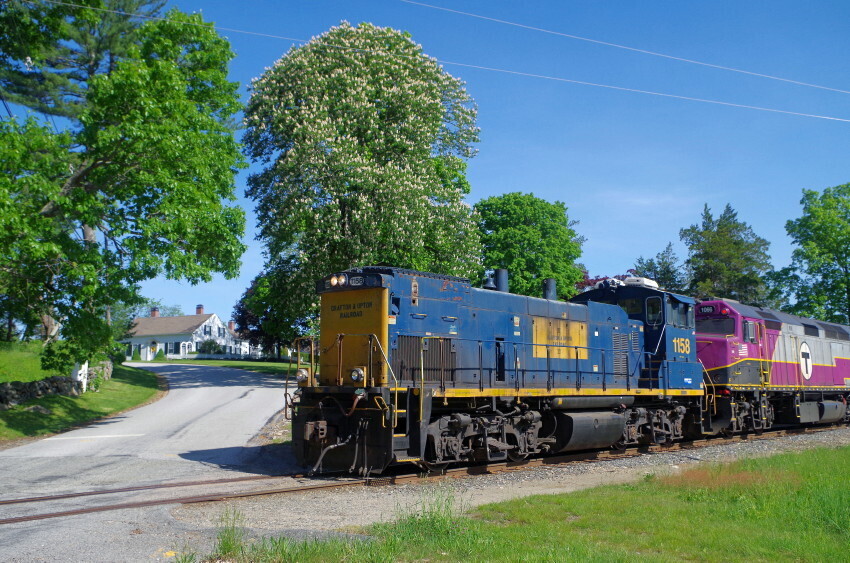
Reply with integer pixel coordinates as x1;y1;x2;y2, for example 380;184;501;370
198;339;223;354
154;348;165;360
131;348;141;361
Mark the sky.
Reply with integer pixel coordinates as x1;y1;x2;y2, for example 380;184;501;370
138;0;850;319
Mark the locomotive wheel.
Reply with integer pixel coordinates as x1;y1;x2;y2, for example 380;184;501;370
418;460;449;474
507;450;528;462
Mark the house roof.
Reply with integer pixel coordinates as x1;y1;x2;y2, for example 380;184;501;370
128;314;213;337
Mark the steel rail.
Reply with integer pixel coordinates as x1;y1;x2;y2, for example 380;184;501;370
0;473;303;507
0;480;363;526
0;425;837;526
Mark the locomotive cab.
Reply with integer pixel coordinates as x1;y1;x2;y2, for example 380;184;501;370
571;278;702;394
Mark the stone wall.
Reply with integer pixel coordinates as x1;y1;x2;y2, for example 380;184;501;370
0;376;82;410
0;360;113;410
89;361;113;381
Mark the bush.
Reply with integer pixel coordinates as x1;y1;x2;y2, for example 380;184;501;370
131;348;141;361
108;342;126;365
154;348;165;360
198;339;223;354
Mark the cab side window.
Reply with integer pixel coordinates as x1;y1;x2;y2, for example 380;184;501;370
742;320;757;343
646;297;663;326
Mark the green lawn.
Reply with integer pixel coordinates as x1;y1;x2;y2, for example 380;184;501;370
0;341;64;383
0;364;160;441
187;445;850;562
146;358;299;378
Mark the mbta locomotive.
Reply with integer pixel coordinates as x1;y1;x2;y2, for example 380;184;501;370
291;267;850;475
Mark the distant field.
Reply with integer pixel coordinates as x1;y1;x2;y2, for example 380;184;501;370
145;358;299;378
0;341;63;383
190;445;850;562
0;364;160;441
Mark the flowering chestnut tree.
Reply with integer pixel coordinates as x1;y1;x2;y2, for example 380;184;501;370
243;22;482;324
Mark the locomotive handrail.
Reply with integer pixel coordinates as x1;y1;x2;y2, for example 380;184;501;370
411;334;666;393
293;337;317;383
699;357;718;415
335;333;399;428
420;336;444;421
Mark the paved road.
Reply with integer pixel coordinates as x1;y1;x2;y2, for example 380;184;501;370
0;363;293;561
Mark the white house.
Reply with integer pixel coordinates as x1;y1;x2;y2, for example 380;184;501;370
123;305;249;361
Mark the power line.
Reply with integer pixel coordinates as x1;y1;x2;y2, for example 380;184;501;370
401;0;850;96
439;60;850;123
35;0;850;123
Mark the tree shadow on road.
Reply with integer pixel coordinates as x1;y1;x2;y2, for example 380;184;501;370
134;364;294;390
179;443;302;476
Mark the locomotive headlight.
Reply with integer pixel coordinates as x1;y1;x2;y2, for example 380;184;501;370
350;368;364;382
337;274;347;286
330;275;339;287
296;368;310;382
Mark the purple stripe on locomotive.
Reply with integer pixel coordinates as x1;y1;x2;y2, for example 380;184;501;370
696;299;850;389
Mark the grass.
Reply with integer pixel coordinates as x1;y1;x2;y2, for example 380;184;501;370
145;358;299;378
181;445;850;562
0;341;64;383
0;363;160;441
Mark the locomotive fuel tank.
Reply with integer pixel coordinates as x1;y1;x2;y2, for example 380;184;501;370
549;411;626;452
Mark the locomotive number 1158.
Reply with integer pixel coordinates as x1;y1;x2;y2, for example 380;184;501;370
672;337;691;354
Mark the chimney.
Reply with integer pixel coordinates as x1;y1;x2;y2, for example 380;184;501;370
228;321;235;332
150;307;159;318
196;304;204;315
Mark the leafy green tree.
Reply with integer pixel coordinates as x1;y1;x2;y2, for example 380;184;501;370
0;9;245;371
1;0;164;119
475;192;583;299
231;272;298;359
782;184;850;323
632;242;687;292
243;22;481;325
680;204;772;304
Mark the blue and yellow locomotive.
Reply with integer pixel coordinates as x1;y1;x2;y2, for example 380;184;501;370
292;267;704;474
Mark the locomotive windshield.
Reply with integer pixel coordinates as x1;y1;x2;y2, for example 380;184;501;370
667;301;695;329
618;298;643;315
696;317;736;335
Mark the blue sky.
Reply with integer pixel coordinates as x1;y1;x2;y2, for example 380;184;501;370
141;0;850;319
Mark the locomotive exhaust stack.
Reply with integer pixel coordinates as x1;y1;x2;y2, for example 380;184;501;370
543;278;558;300
494;268;509;292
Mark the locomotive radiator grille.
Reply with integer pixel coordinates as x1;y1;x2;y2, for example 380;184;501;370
612;332;629;376
392;335;456;384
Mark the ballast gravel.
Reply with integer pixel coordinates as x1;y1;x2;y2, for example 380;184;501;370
171;426;850;542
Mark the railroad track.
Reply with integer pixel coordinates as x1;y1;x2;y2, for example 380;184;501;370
0;425;836;526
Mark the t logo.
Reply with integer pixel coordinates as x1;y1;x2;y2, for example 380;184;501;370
799;342;813;380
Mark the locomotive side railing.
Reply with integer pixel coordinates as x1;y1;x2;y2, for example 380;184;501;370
411;336;640;393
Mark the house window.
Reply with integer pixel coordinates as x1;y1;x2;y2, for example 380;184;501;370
218;327;225;338
204;325;211;336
